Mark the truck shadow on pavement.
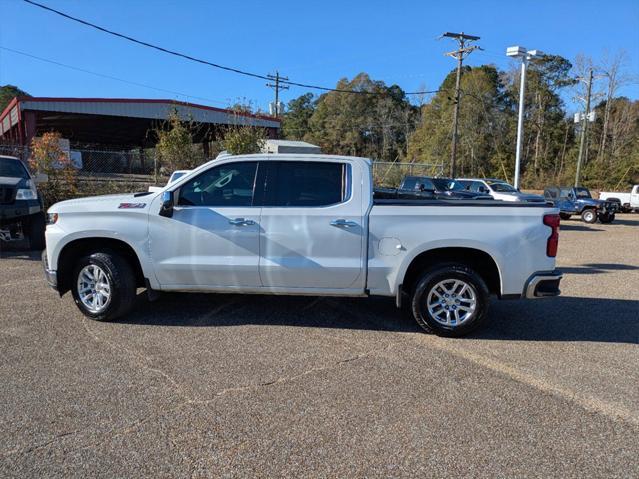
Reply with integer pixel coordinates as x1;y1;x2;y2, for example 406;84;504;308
476;296;638;343
559;223;604;232
559;263;639;274
0;247;41;261
120;292;638;344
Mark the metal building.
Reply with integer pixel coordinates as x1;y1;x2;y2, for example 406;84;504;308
0;96;280;151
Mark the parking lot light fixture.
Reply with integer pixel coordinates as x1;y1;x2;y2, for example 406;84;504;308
507;46;544;190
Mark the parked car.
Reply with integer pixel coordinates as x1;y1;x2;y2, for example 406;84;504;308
599;185;639;213
148;170;192;193
0;155;46;250
543;186;618;223
398;176;492;199
457;178;546;203
42;154;562;337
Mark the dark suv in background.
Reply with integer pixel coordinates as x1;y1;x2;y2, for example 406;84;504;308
402;176;492;199
543;186;618;224
0;155;46;250
375;175;493;200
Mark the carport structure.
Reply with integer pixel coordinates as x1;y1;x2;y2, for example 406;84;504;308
0;96;280;153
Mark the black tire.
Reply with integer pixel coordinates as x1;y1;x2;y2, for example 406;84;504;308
599;212;615;224
71;251;137;321
410;262;490;337
27;212;46;251
559;213;572;220
581;209;597;224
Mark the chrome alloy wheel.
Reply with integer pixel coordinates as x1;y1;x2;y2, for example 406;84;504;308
77;265;112;313
426;279;477;326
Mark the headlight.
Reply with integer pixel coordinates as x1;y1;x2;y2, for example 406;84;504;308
15;180;37;200
46;213;58;225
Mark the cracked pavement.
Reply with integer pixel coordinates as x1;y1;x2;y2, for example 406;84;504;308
0;216;638;477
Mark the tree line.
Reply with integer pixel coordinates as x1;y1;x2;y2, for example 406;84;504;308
281;52;639;190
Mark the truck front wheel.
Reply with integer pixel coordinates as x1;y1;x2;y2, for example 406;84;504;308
581;209;597;223
71;251;137;321
410;263;489;337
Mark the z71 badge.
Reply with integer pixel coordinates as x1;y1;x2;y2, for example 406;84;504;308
118;203;147;209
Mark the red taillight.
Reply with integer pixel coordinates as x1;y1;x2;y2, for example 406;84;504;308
543;214;560;257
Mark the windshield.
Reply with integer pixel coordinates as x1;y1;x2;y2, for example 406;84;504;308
0;158;29;179
169;171;189;183
432;178;458;191
487;181;517;192
575;187;592;198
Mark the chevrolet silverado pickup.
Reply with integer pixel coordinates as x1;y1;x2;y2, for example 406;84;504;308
42;154;562;337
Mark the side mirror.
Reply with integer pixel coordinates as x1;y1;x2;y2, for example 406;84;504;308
159;191;174;218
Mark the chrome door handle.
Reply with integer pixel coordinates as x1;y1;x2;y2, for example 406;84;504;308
330;219;358;228
229;218;255;226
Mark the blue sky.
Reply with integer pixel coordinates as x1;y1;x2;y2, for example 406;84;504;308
1;0;638;113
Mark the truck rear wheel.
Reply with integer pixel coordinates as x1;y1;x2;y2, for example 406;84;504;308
71;251;137;321
559;213;572;220
581;209;597;223
410;263;489;337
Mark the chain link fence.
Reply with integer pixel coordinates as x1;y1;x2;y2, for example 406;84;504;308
0;144;165;189
2;144;445;201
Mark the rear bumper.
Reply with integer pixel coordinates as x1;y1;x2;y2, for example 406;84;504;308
524;270;563;298
42;249;58;291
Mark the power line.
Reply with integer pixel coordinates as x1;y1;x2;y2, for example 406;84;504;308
22;0;441;96
0;46;228;106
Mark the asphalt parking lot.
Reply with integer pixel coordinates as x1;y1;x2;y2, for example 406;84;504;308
1;216;638;478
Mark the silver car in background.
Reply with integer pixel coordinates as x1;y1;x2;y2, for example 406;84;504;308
457;178;546;203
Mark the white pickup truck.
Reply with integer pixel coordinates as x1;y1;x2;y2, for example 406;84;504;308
42;154;562;337
599;185;639;213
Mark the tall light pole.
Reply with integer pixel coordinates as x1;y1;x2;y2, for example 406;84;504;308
575;69;594;187
506;46;543;190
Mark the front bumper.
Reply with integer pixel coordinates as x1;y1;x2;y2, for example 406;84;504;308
42;249;58;291
524;270;563;299
0;199;42;221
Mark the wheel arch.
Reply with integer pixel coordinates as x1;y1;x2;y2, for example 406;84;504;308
400;246;502;298
56;237;145;295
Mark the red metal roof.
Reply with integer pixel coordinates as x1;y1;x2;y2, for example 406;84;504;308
0;96;280;124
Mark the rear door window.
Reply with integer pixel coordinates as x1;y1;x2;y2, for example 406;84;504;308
264;161;348;207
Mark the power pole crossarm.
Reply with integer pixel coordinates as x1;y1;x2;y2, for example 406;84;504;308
266;70;289;118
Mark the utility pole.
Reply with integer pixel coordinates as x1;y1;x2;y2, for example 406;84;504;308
266;71;289;118
442;32;481;178
575;68;593;188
